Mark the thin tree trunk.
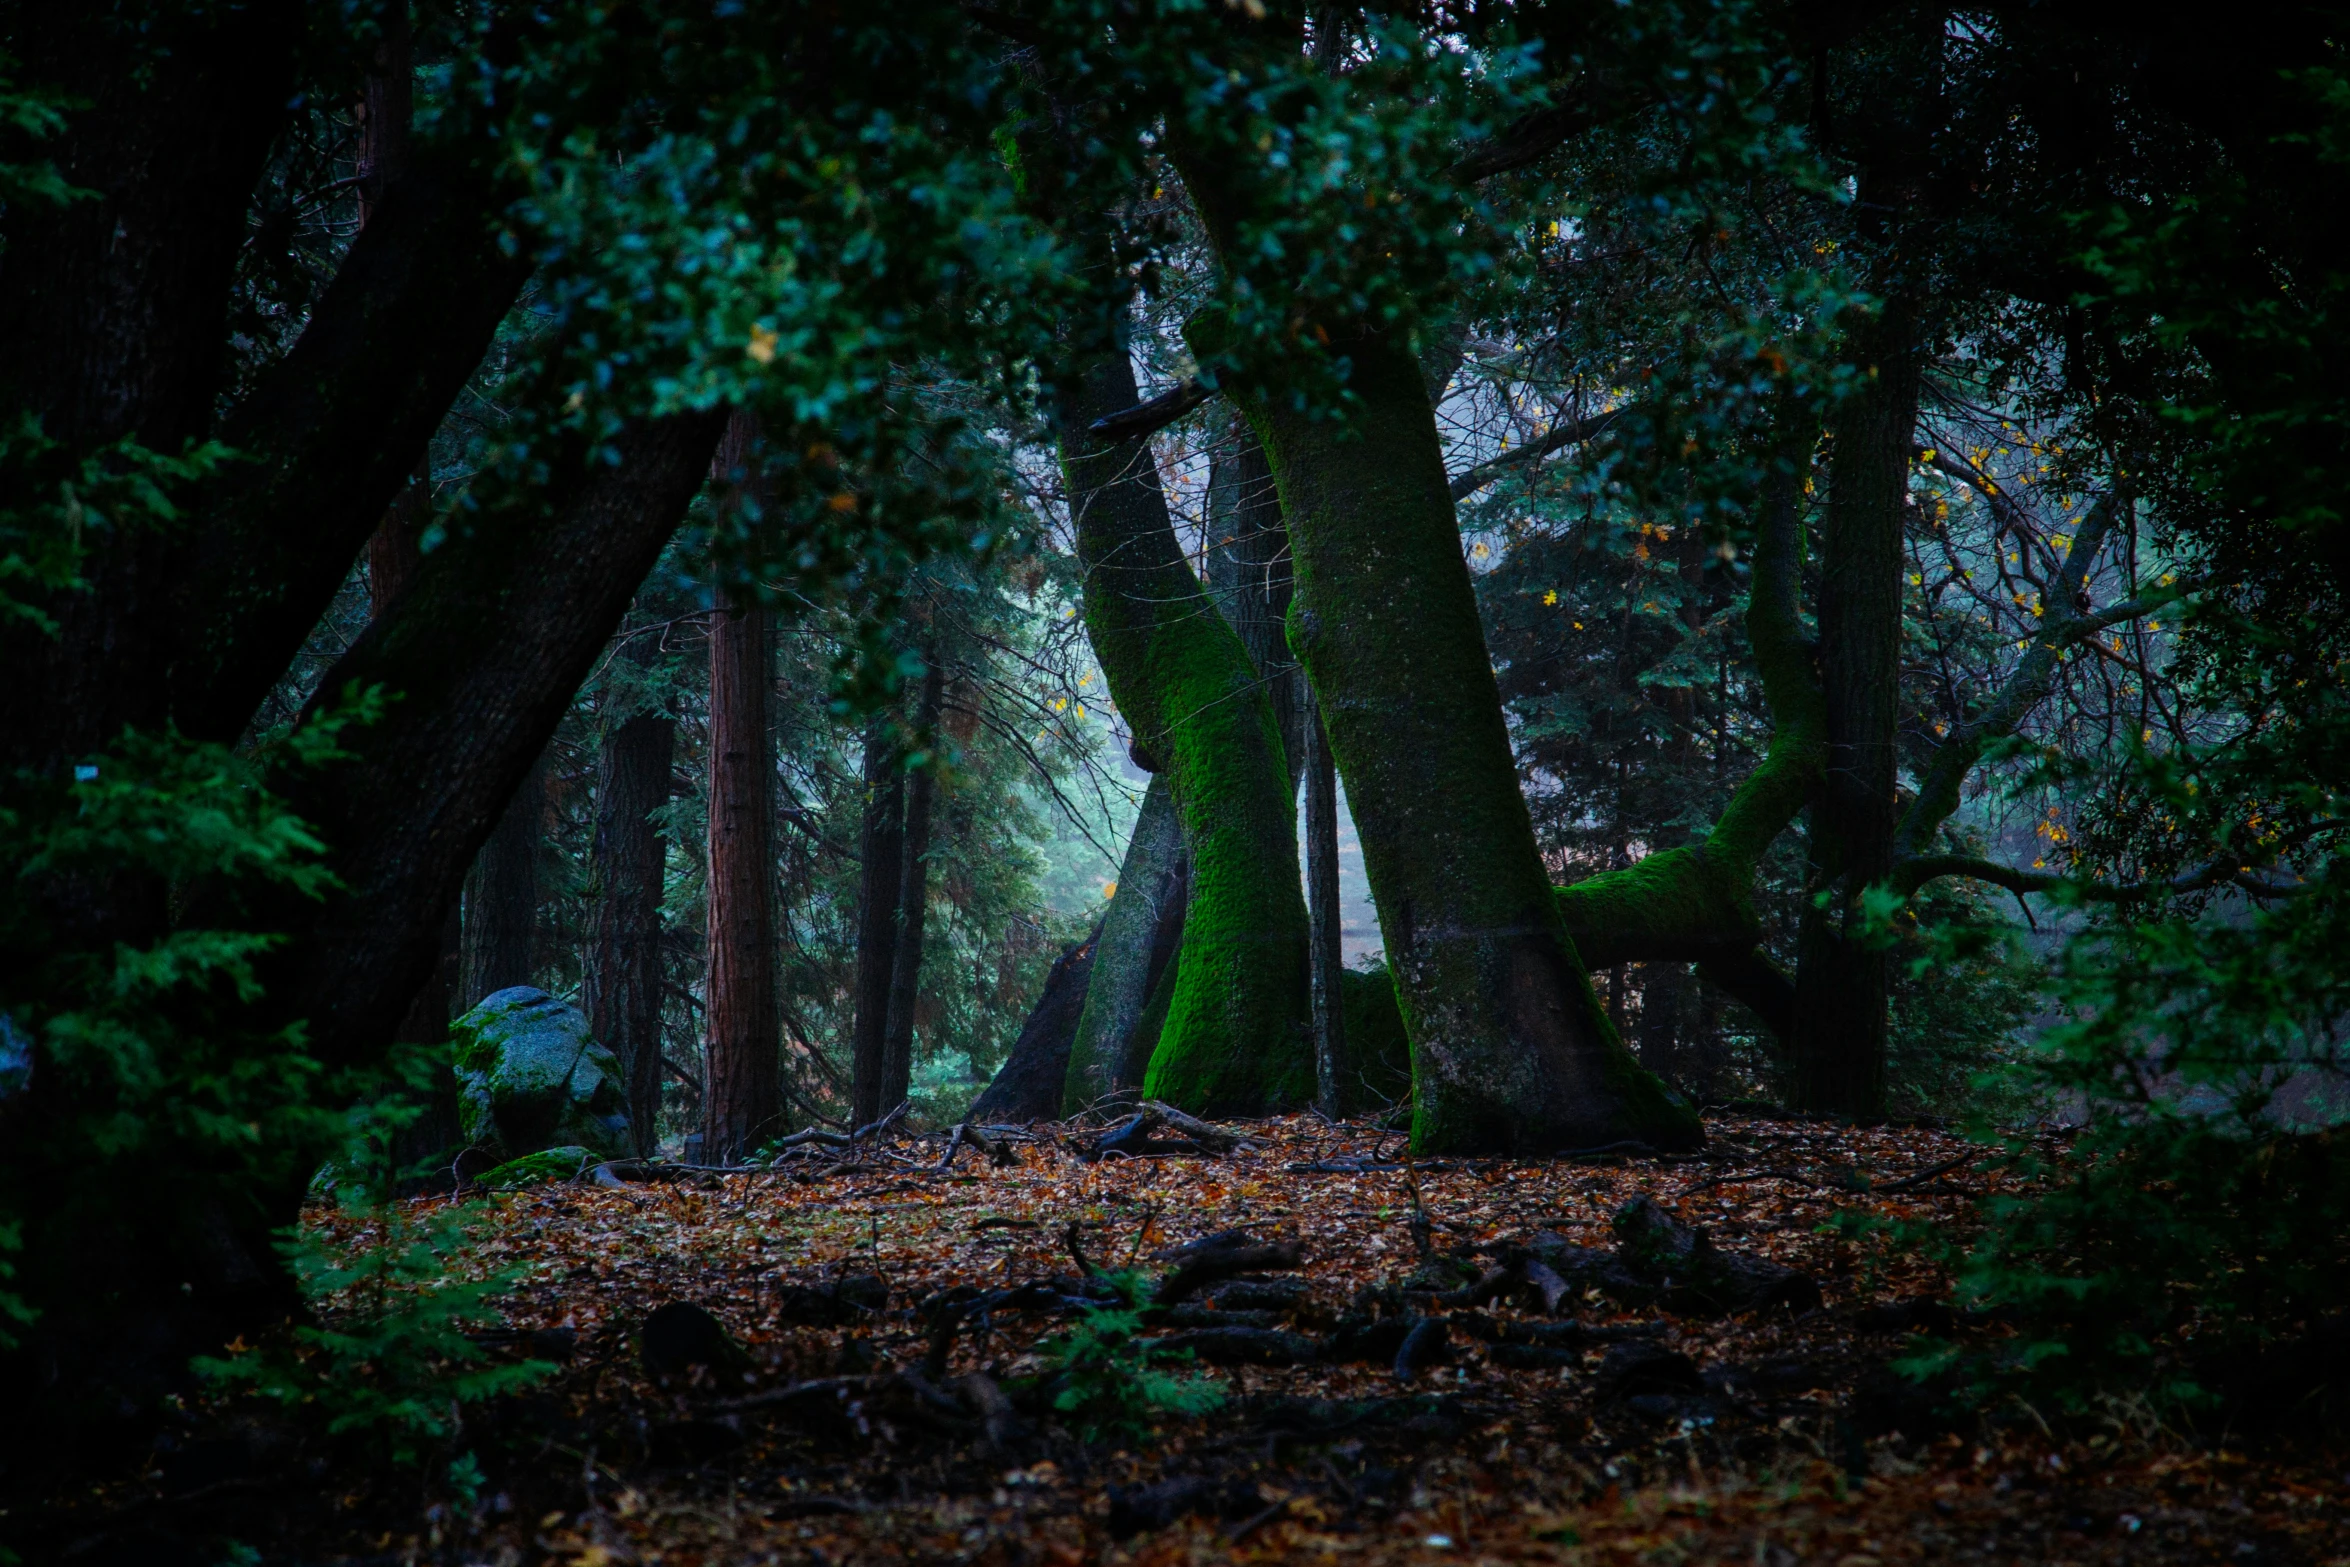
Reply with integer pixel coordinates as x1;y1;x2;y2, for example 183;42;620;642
585;652;674;1159
1303;685;1352;1114
701;415;781;1160
850;710;906;1126
460;758;540;1007
1062;774;1188;1112
880;654;947;1113
1205;418;1302;782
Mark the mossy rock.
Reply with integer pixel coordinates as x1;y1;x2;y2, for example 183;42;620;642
452;987;631;1162
478;1145;596;1189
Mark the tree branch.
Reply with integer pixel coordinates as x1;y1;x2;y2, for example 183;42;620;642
1446;407;1624;501
1084;377;1216;442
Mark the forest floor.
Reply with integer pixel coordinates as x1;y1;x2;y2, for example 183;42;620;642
40;1113;2350;1565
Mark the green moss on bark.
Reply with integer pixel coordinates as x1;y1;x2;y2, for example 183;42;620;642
1061;344;1311;1117
1063;775;1184;1112
1204;321;1699;1154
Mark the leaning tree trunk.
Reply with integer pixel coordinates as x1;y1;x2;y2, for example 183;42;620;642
584;634;674;1159
972;923;1103;1122
849;708;906;1126
1169;122;1697;1150
879;653;947;1114
1214;325;1700;1154
1061;774;1188;1112
1061;338;1312;1116
460;759;541;1007
1788;301;1919;1122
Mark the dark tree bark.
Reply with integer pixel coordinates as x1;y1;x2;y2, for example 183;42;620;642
368;448;460;1175
1205;418;1302;780
971;925;1103;1122
460;760;542;1008
1061;774;1187;1111
281;408;732;1075
880;653;948;1115
1788;306;1920;1122
585;648;675;1159
0;3;298;779
701;414;782;1161
1302;687;1353;1114
849;710;906;1126
1061;332;1312;1115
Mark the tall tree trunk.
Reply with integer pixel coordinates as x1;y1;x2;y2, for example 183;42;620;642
849;711;906;1126
1205;418;1302;781
460;759;541;1007
1061;775;1188;1112
585;642;675;1159
879;655;947;1113
1788;302;1919;1120
1303;685;1352;1114
1061;335;1312;1116
1206;319;1699;1154
1172;132;1697;1151
701;418;781;1160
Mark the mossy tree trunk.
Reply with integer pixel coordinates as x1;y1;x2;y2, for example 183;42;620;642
1212;328;1697;1153
1551;415;1825;1030
1061;338;1312;1116
1061;774;1186;1112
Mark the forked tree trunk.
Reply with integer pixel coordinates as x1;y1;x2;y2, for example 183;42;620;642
701;418;782;1160
460;760;541;1007
585;644;674;1159
879;654;947;1113
1061;774;1187;1112
850;710;906;1126
1061;336;1311;1115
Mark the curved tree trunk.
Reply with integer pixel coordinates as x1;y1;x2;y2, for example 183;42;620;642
1061;340;1312;1116
1061;774;1188;1112
1551;412;1825;1022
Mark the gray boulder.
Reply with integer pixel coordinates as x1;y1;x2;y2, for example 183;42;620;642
452;987;632;1160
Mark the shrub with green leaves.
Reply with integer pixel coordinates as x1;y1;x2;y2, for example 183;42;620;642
1920;871;2350;1417
198;1083;555;1471
1038;1271;1225;1442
